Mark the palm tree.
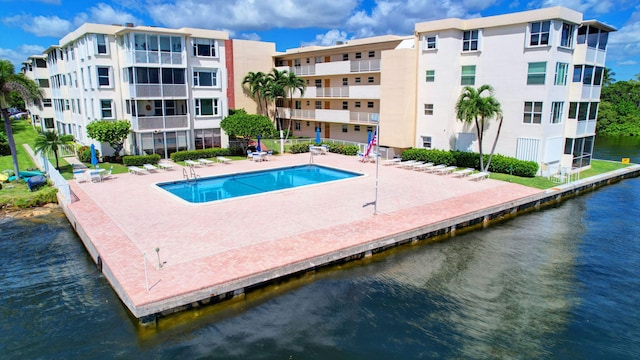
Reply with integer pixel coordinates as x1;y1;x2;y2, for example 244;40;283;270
1;59;42;178
262;77;285;129
34;130;74;170
603;68;616;87
242;71;268;116
455;85;503;172
280;70;306;140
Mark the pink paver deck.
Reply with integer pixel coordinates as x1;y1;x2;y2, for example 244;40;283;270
65;153;542;319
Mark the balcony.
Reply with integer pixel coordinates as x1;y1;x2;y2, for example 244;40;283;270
291;65;315;76
350;59;380;73
317;87;349;97
284;58;382;77
133;115;189;130
349;112;379;125
129;84;187;98
280;108;379;125
294;85;380;99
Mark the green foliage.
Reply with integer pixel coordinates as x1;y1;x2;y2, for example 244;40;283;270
289;142;313;153
86;120;131;156
0;181;58;209
0;131;7;143
221;110;277;138
597;79;640;136
328;144;359;156
401;148;538;177
170;148;233;162
0;142;9;155
78;146;100;163
33;130;74;169
122;154;161;166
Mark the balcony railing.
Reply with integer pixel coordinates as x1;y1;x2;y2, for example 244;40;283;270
135;115;189;130
350;59;380;72
129;84;187;98
317;87;349;97
291;109;316;120
291;65;315;76
349;112;379;124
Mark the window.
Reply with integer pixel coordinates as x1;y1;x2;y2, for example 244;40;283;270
573;65;583;83
565;135;594;168
315;79;322;88
425;35;437;49
342;53;348;61
424;104;434;115
195;98;219;116
37;79;49;88
193;69;218;87
43;99;52;107
294;59;301;67
342;124;348;133
355;101;361;108
355;77;361;83
561;23;574;48
64;100;70;111
461;65;476;86
589;102;599;120
550;102;564;123
162;68;185;84
294;121;301;131
530;21;550;46
192;38;217;57
342;101;348;110
100;99;113;118
555;62;568;85
97;67;110;86
523;101;543;124
342;77;348;86
462;30;479;51
422;136;432;149
355;52;362;59
44;118;54;128
368;76;374;83
315;101;322;109
578;26;609;50
527;62;546;85
295;100;301;110
368;51;375;57
425;70;435;82
367;102;374;108
354;125;360;131
594;67;604;86
96;34;108;54
572;65;603;85
582;65;594;85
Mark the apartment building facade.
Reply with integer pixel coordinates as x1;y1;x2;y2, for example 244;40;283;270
26;23;232;158
415;7;614;175
21;55;54;129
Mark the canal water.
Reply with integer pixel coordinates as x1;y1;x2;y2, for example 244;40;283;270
1;136;639;359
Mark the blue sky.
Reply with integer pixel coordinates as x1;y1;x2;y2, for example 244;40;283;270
1;0;638;81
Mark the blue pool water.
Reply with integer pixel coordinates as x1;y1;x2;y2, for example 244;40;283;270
157;164;363;203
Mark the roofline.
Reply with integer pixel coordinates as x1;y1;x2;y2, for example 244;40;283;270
276;35;413;57
582;20;617;32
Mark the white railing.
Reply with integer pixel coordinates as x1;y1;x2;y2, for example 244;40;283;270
350;59;381;72
27;145;72;205
135;115;188;130
349;112;380;124
291;109;316;120
291;65;315;76
317;87;349;97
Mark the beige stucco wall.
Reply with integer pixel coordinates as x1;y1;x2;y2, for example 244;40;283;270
379;48;417;149
230;40;275;113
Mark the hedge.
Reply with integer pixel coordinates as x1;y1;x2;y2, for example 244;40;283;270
122;154;161;166
401;148;538;177
78;146;100;163
0;142;10;156
170;148;233;162
290;142;359;156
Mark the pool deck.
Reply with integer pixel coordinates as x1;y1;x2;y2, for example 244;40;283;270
64;153;547;321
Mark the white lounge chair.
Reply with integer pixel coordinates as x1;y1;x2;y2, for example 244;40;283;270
143;163;159;172
435;166;457;175
412;162;434;171
468;171;490;181
128;166;147;175
198;158;215;166
382;158;402;166
185;160;200;167
396;160;418;168
157;162;174;170
452;168;474;177
426;164;446;173
216;156;232;164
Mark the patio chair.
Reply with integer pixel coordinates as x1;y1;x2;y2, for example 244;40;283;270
128;166;147;175
451;168;474;177
143;163;159;172
382;158;402;166
412;162;434;171
157;162;174;170
198;158;215;166
435;166;457;175
216;156;232;164
101;166;114;180
184;160;200;167
468;171;490;181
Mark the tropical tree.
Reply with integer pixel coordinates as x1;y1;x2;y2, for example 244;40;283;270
455;84;503;172
86;119;132;157
280;70;306;140
264;69;286;128
0;59;42;178
34;130;74;170
603;68;616;87
242;71;268;116
221;110;276;152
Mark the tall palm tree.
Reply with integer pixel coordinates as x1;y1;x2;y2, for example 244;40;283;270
34;130;74;170
455;84;502;172
262;77;285;129
603;68;616;87
1;59;42;178
280;70;306;140
242;71;267;116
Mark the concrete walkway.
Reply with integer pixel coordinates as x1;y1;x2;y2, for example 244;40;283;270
63;153;543;320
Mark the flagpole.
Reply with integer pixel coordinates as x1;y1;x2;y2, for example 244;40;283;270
374;122;379;215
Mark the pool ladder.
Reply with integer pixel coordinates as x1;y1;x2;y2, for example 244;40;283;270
182;166;198;183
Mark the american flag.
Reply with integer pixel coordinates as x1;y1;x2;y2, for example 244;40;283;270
363;129;377;160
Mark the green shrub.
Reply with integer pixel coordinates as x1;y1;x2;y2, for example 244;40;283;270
289;142;314;154
329;144;359;156
487;154;538;177
0;142;10;156
401;148;456;165
169;148;233;162
78;146;100;163
122;154;161;166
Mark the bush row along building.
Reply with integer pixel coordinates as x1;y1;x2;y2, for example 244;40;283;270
22;6;614;176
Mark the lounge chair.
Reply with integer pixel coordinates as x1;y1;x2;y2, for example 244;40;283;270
247;151;253;160
468;171;490;181
216;156;232;164
73;170;88;184
382;158;402;166
198;158;215;166
101;166;114;180
426;164;446;173
412;162;434;171
128;166;147;175
452;168;474;177
143;163;159;172
435;166;457;175
396;160;418;168
157;162;174;170
185;160;200;167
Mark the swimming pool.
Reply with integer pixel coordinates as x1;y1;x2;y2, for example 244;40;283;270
156;164;363;203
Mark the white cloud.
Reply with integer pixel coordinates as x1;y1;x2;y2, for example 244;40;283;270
73;3;142;27
0;44;47;71
534;0;615;14
301;29;349;47
237;33;262;41
1;15;73;37
146;0;358;30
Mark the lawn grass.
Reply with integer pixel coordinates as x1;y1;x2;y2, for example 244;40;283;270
0;119;39;173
